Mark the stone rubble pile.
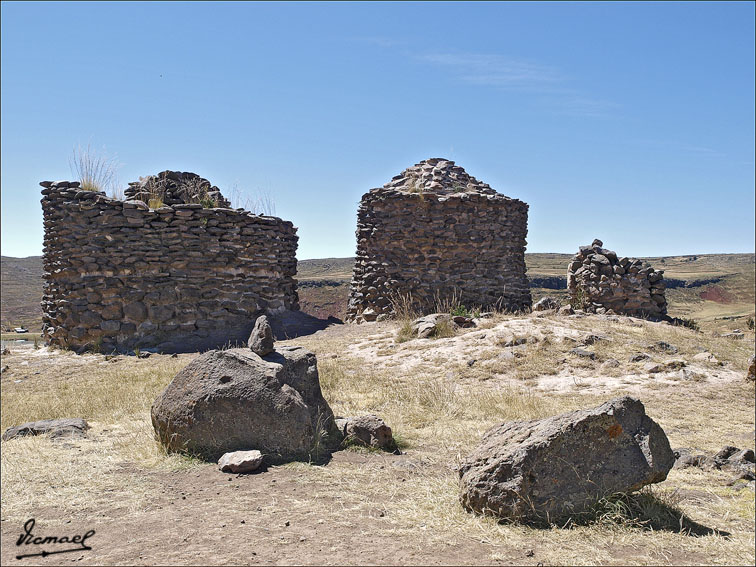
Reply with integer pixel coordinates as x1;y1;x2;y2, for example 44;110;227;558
567;239;667;318
40;180;298;353
124;170;231;208
382;157;497;194
346;158;531;322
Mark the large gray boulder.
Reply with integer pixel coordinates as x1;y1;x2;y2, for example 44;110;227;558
459;396;674;523
151;346;342;463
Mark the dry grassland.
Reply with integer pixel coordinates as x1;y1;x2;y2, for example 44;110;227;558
1;313;754;565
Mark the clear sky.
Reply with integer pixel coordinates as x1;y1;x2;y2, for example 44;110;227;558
2;1;754;260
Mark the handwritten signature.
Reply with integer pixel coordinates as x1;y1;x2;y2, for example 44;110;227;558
16;519;95;560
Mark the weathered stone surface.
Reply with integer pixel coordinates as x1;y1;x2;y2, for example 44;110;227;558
335;414;395;450
151;346;342;462
346;158;531;322
458;396;674;523
248;315;274;356
218;450;264;473
411;313;453;339
2;418;90;441
567;240;667;318
40;179;299;353
532;296;560;311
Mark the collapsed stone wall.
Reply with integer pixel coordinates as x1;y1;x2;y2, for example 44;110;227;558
40;178;298;353
567;239;667;317
346;158;531;322
125;170;231;208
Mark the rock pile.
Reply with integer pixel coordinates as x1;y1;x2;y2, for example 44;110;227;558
346;159;531;322
40;180;298;353
674;446;755;483
382;157;497;194
458;396;674;523
124;170;231;208
567;239;667;318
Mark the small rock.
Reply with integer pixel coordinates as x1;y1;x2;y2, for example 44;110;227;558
336;414;395;451
693;352;719;364
629;353;650;363
532;297;560;312
602;358;620;368
452;315;475;328
558;305;574;316
502;337;527;347
672;448;707;469
646;341;678;354
218;450;263;473
2;418;89;441
570;347;595;360
722;332;744;340
412;314;453;339
644;362;663;374
248;315;274;356
582;334;607;345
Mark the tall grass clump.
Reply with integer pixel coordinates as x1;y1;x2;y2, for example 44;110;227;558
228;183;277;215
69;144;121;198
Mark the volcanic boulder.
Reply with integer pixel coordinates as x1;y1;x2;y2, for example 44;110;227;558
151;346;342;463
459;396;674;523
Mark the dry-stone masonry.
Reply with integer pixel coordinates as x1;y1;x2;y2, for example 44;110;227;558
346;158;531;322
125;170;231;208
567;239;667;318
40;177;298;353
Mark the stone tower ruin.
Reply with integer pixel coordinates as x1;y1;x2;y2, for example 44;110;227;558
567;239;667;317
346;158;531;322
40;172;299;353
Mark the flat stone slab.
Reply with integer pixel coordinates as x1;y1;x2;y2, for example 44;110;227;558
218;450;264;473
2;418;90;441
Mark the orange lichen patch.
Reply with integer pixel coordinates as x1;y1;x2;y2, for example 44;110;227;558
606;423;623;439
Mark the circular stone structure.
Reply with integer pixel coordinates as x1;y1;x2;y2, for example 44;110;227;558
345;158;531;323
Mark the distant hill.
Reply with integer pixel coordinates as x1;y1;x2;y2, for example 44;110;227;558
2;253;753;332
1;255;43;330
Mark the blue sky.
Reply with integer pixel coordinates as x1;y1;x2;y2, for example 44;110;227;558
2;1;754;260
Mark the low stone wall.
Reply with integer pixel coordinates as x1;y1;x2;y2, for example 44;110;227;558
567;239;667;317
40;180;298;353
346;159;531;322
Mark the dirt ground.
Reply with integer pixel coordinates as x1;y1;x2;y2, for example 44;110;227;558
1;314;754;565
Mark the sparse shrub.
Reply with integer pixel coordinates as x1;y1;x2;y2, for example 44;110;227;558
673;317;700;332
395;320;416;344
450;304;481;319
430;318;456;339
570;286;589;310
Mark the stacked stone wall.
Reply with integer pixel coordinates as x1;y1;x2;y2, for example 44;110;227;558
567;239;667;317
346;177;531;322
40;180;298;353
